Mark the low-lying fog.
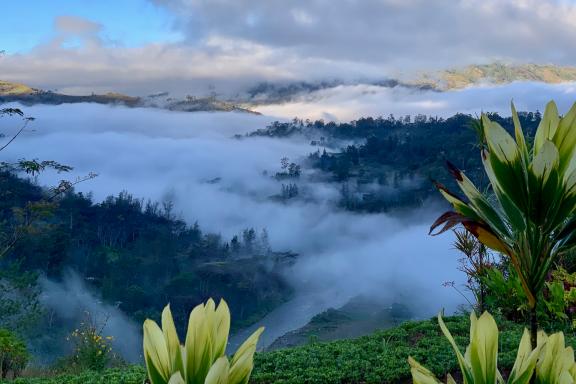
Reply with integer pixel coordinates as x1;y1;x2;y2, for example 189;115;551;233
255;81;576;121
3;81;574;356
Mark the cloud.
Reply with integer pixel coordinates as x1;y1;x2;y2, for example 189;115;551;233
154;0;576;71
54;16;102;36
254;81;576;121
1;102;470;352
2;1;576;96
39;271;141;362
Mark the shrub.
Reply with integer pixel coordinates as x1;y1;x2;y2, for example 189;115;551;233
409;311;576;383
0;328;29;379
55;313;116;373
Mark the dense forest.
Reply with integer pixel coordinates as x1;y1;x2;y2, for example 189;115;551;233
0;171;293;358
250;111;542;212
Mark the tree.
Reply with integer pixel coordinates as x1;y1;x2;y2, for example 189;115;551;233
0;109;95;257
431;101;576;349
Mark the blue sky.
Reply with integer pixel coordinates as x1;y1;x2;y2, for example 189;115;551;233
0;0;181;53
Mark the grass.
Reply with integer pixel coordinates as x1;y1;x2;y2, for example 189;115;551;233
5;315;575;383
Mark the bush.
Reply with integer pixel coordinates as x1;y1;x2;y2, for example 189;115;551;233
53;314;116;373
0;328;29;379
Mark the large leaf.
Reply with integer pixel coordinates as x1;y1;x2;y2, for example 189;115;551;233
554;102;576;174
205;357;230;384
507;329;540;384
534;101;560;156
231;327;264;367
438;313;474;383
408;357;441;384
511;102;529;164
144;319;172;384
213;300;231;360
447;162;511;237
185;304;214;384
162;305;183;375
467;312;498;384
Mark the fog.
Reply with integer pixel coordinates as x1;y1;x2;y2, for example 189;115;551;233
4;81;544;354
255;81;576;121
39;272;142;362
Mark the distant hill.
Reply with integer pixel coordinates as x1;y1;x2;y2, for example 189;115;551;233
416;63;576;90
0;80;258;113
0;80;37;95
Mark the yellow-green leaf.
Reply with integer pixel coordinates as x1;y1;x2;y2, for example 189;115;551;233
205;357;230;384
408;357;441;384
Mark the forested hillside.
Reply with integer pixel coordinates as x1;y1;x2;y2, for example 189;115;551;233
0;172;293;357
250;111;542;212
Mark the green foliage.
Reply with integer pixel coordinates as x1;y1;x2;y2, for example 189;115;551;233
431;101;576;312
54;315;116;373
482;267;528;322
0;328;29;379
2;366;146;384
143;299;263;384
483;264;576;331
410;312;576;384
7;316;576;384
0;173;292;351
255;111;542;212
250;316;527;384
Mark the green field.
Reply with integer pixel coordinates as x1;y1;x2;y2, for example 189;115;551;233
5;315;568;384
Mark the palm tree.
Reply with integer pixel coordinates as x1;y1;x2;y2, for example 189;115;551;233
431;101;576;349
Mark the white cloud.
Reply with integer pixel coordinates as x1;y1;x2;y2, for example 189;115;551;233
254;81;576;120
2;0;576;95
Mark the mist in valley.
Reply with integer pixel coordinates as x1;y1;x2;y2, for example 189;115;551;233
3;80;574;357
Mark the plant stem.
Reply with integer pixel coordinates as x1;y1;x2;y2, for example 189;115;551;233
530;303;538;350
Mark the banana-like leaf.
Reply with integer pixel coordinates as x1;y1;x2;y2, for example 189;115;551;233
554;102;576;174
511;102;529;165
162;305;183;375
446;162;511;237
205;357;230;384
534;101;560;156
483;115;528;210
229;327;264;384
536;332;576;384
408;356;442;384
144;319;172;384
185;303;214;384
438;313;474;384
143;298;263;384
461;222;511;256
231;327;264;367
507;329;540;384
213;300;231;360
168;373;185;384
433;101;576;313
467;312;498;384
433;181;483;222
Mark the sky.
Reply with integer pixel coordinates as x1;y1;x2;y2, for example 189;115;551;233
2;0;576;96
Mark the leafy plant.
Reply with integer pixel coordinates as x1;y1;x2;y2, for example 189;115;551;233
409;311;576;384
431;101;576;347
453;229;494;312
143;298;264;384
56;313;116;373
0;328;29;379
482;267;528;322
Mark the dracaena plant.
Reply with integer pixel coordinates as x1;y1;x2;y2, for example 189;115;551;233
430;101;576;348
409;311;576;384
143;298;264;384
